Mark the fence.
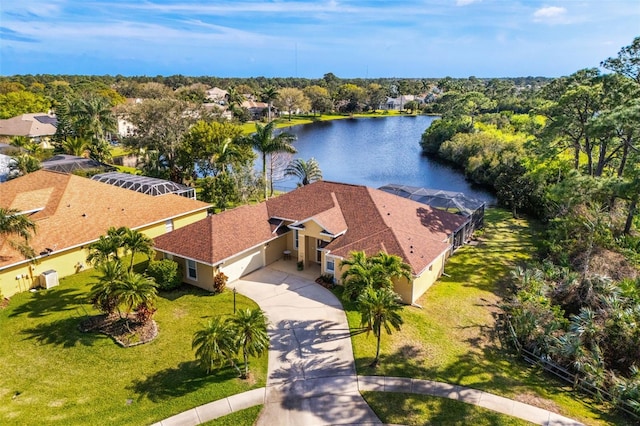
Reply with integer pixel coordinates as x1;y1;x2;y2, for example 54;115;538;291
498;313;639;421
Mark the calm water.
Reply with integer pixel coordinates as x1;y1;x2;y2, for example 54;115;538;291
280;116;495;202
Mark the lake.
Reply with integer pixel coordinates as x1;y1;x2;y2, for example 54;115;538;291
279;115;495;203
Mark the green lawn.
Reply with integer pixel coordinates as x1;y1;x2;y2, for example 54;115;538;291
203;405;263;426
0;264;267;425
362;392;534;426
340;208;629;425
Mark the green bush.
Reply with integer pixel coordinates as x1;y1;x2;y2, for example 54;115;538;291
147;259;182;291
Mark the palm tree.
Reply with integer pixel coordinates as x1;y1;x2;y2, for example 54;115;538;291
88;260;124;316
340;251;412;301
357;287;404;367
121;228;154;273
229;308;269;379
115;272;157;320
373;251;413;283
0;207;36;259
8;154;40;180
137;150;169;179
242;121;296;199
61;137;89;156
210;138;243;176
341;251;389;300
261;86;279;121
70;96;117;142
86;235;119;266
284;158;322;186
192;317;241;375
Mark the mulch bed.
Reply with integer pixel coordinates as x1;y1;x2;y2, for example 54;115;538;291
79;313;158;347
315;277;335;290
0;298;9;310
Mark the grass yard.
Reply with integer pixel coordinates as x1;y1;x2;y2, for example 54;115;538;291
0;263;267;426
340;208;630;425
362;391;534;426
203;405;263;426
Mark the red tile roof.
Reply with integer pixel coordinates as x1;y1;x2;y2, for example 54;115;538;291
0;170;210;269
154;181;468;274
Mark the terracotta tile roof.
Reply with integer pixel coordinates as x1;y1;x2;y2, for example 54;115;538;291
154;180;468;275
0;114;57;138
0;170;210;269
154;203;273;265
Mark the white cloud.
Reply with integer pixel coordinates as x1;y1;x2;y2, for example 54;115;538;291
533;6;569;24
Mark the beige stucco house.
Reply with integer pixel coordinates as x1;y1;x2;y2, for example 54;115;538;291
154;181;468;305
0;170;210;298
0;113;57;148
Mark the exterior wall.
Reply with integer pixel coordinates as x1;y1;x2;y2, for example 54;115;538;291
0;209;208;299
265;235;288;265
0;248;90;297
164;253;216;292
408;251;447;304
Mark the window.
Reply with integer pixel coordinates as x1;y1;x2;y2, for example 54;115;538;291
187;259;197;280
294;230;299;250
165;219;174;232
326;258;335;273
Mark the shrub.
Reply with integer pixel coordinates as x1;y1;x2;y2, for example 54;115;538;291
146;259;182;291
213;272;228;294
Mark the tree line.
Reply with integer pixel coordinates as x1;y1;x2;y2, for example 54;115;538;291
421;37;640;417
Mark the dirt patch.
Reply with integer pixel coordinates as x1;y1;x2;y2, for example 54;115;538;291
79;314;158;347
574;247;639;281
0;297;9;310
513;391;561;413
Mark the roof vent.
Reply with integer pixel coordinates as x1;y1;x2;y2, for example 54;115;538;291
82;213;86;217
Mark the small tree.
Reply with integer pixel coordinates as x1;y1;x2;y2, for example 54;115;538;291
357;287;404;368
88;260;124;316
114;272;158;322
284;158;322;186
121;228;154;272
229;308;269;379
192;317;241;375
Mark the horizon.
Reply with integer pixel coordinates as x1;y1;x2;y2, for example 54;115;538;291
2;1;639;79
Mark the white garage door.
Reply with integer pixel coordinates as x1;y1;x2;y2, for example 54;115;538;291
220;249;264;282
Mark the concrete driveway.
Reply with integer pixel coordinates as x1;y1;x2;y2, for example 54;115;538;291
231;267;381;425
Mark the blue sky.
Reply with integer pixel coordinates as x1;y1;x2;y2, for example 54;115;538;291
1;0;639;78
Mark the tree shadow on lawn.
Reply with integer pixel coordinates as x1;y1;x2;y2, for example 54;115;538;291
357;326;623;425
9;287;90;319
128;361;240;403
21;316;103;347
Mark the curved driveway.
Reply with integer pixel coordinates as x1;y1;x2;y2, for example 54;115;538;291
231;267;381;425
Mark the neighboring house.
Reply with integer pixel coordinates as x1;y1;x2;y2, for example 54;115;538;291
241;100;268;120
206;87;228;104
0;113;57;148
154;181;468;304
0;170;210;298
